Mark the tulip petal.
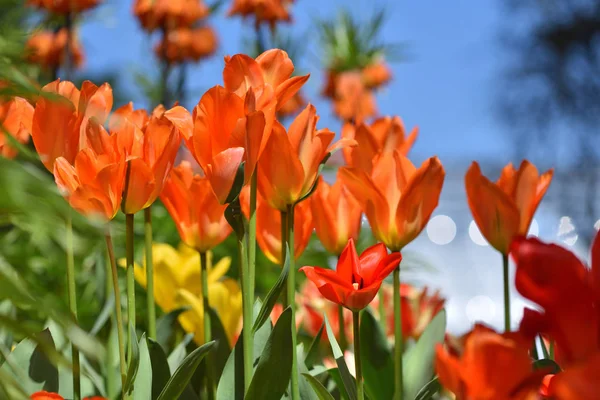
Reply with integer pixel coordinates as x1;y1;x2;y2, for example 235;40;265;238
395;156;445;249
205;147;245;204
336;238;360;285
163;105;193;140
255;49;294;87
223;54;265;97
356;243;388;283
274;74;310;111
345;282;381;311
465;161;519;254
372;252;403;284
548;353;600;399
53;157;80;194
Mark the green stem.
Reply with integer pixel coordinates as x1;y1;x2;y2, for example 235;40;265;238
353;311;364;400
104;251;116;397
280;210;288;306
105;232;127;388
249;172;257;307
126;214;136;356
338;305;347;351
287;205;300;400
144;207;156;340
503;254;511;332
237;233;253;393
66;214;80;400
393;267;403;400
378;288;387;333
200;252;215;400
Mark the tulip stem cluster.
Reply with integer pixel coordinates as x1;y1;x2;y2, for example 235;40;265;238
65;214;81;400
104;232;127;388
236;226;253;393
287;204;300;400
502;254;510;332
353;311;364;400
200;251;216;400
125;213;136;354
393;267;403;400
144;207;156;340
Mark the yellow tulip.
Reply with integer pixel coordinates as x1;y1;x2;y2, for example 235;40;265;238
119;242;242;345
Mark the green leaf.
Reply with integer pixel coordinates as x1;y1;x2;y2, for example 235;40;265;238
326;368;354;400
156;306;190;350
157;341;216;400
147;339;171;400
402;309;446;399
293;345;318;400
0;369;29;400
414;377;441;400
533;358;561;374
123;324;140;395
246;307;293;400
133;335;152;400
324;314;357;400
305;322;325;368
208;307;231;380
167;333;194;373
0;300;15;352
224;162;246;205
252;246;290;333
302;373;335;400
90;295;115;336
217;300;270;400
360;310;394;399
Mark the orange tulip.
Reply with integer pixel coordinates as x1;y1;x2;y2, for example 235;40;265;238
26;29;84;70
258;104;356;211
435;324;543;400
133;0;209;31
0;97;34;159
26;0;101;13
301;239;402;311
372;282;445;341
223;49;308;112
109;103;192;214
32;79;113;171
155;26;218;64
465;160;553;254
184;85;270;203
277;90;305;119
254;196;313;264
340;151;445;251
227;0;293;28
342;116;418;173
310;174;361;255
53;119;126;221
160;161;231;252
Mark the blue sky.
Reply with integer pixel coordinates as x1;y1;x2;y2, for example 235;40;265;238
81;0;512;166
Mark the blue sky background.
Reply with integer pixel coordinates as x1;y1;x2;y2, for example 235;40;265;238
74;0;588;333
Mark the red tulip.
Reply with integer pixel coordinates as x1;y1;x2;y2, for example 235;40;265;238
300;239;401;311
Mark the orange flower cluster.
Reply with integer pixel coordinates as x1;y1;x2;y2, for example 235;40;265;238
27;0;101;14
31;391;105;400
323;61;392;122
133;0;209;32
228;0;294;29
0;96;34;159
26;29;85;71
154;26;218;64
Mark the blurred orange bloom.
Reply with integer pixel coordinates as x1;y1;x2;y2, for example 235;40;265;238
160;161;231;252
342;116;418;173
110;103;192;214
277;90;306;119
301;239;402;311
465;160;553;254
511;234;600;398
322;70;377;123
228;0;293;28
31;391;106;400
26;29;84;70
372;283;445;341
361;61;392;89
310;174;361;255
155;26;218;64
53;119;126;221
341;152;445;251
297;279;353;342
435;324;543;400
258;104;356;211
0;97;34;159
254;197;313;264
184;85;270;203
133;0;209;31
32;79;113;171
223;49;308;112
26;0;101;13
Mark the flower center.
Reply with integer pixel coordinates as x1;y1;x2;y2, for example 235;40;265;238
352;283;359;290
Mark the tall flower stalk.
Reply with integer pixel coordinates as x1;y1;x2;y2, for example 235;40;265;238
65;213;80;400
200;251;215;399
286;204;300;399
144;207;156;339
353;311;364;400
